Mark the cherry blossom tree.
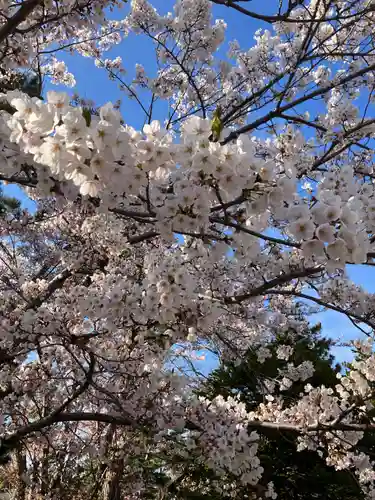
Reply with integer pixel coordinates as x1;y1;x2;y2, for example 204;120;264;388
3;0;375;498
201;323;372;500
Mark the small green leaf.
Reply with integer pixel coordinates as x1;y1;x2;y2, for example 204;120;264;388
211;106;223;142
119;248;131;258
82;107;91;127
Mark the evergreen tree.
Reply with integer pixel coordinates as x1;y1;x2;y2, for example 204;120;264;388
0;71;42;98
0;70;43;114
201;326;368;500
0;185;21;218
125;328;371;500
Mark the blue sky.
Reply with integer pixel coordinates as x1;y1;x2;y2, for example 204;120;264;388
4;0;375;368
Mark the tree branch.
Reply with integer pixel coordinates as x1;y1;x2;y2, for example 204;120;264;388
0;0;41;44
223;267;323;304
222;61;375;143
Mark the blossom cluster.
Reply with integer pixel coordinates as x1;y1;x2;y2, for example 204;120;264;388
1;0;375;497
1;88;375;273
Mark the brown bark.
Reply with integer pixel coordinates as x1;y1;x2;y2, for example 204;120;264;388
0;0;41;44
15;449;26;500
102;457;124;500
39;446;49;496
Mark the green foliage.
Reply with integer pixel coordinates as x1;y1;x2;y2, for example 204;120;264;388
82;107;92;127
0;70;43;114
0;71;42;99
211;106;223;142
199;326;365;500
205;324;339;406
132;327;369;500
0;185;21;218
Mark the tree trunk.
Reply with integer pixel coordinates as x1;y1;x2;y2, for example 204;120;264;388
15;449;26;500
40;446;49;496
102;458;124;500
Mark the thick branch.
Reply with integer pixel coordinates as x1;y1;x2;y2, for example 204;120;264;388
29;268;72;309
210;216;300;248
0;409;373;461
0;0;41;44
0;352;96;457
266;289;375;331
222;61;375;143
223;267;322;304
211;0;375;24
0;410;141;458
